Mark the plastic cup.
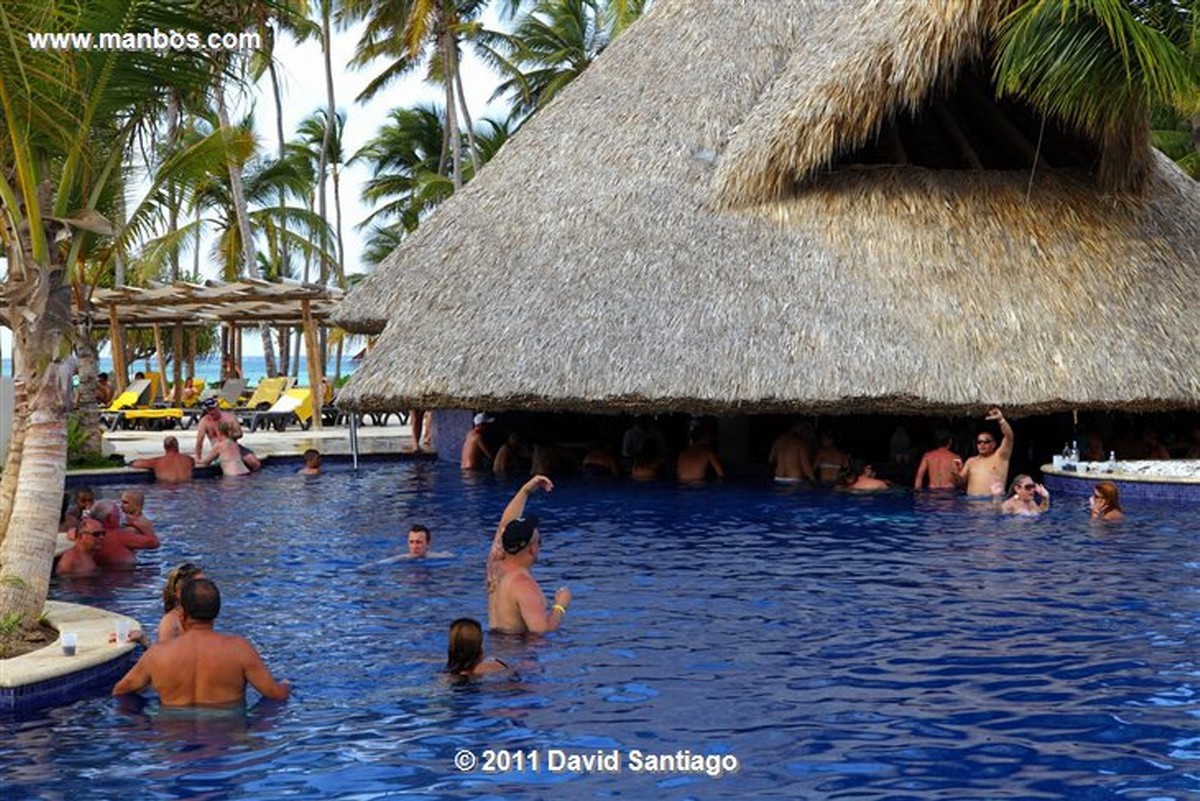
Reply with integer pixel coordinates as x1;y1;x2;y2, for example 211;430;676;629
116;620;131;644
1051;455;1065;469
61;632;77;656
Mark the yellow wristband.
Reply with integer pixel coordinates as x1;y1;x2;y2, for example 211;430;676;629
552;604;567;616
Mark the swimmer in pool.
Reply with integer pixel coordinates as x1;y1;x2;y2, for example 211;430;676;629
769;423;816;484
1000;474;1050;515
1089;481;1124;521
486;475;571;634
113;578;290;707
446;618;508;676
958;408;1014;497
157;562;205;643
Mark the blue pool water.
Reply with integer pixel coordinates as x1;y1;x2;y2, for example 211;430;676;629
3;462;1199;800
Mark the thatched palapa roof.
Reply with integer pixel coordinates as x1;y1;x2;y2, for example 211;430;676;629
335;0;1200;416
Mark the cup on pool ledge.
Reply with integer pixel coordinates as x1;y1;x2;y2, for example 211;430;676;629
61;632;78;657
1051;455;1065;469
115;620;131;645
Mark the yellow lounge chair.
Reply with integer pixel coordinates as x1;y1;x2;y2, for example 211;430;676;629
248;387;312;432
237;376;292;413
101;379;153;429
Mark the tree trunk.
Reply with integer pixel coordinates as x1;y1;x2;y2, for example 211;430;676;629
0;361;67;622
449;43;481;177
215;80;279;377
74;332;103;458
0;380;29;551
441;42;462;188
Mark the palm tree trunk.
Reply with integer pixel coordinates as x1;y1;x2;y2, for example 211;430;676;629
0;355;67;622
74;331;102;457
216;79;279;376
449;43;481;176
269;50;292;378
0;380;29;550
441;43;462;188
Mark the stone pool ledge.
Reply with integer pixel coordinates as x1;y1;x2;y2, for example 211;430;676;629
1042;460;1200;501
0;601;140;712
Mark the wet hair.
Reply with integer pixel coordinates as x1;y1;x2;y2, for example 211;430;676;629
1093;481;1123;513
303;448;321;466
162;563;205;613
163;435;179;452
446;618;484;674
409;524;431;543
181;578;221;622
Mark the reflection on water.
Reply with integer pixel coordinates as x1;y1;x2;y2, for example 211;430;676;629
2;461;1199;800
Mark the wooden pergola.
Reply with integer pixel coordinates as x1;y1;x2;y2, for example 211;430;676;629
85;279;344;429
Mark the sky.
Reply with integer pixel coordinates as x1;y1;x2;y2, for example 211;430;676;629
1;11;507;359
262;13;504;282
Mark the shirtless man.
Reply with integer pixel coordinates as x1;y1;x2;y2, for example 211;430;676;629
768;423;816;484
195;399;261;470
113;578;290;707
958;408;1014;497
486;475;571;634
55;517;105;576
676;430;725;482
129;436;194;483
461;413;496;469
92;496;160;568
913;428;963;490
408;524;431;558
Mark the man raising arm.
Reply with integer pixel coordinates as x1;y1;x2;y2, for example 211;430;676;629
486;475;571;634
959;408;1014;497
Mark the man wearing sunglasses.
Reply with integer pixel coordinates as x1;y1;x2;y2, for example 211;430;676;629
55;517;106;576
958;407;1014;497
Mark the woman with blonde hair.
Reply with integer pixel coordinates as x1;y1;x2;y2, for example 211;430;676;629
446;618;508;677
1089;481;1124;521
1001;474;1050;515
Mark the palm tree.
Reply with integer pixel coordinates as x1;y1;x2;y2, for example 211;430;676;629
352;105;517;262
0;0;223;624
339;0;493;188
488;0;650;116
993;0;1198;192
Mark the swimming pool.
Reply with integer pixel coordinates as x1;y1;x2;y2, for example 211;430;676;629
3;462;1198;800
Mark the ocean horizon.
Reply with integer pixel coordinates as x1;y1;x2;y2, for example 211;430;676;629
2;355;355;386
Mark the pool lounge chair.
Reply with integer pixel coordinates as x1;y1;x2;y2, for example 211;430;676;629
100;379;153;429
234;376;293;420
248;387;313;432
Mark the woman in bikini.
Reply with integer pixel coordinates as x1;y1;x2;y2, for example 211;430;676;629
446;618;508;677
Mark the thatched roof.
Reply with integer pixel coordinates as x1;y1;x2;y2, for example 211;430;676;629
335;0;1200;416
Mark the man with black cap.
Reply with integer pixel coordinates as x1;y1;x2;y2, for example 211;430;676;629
487;475;571;634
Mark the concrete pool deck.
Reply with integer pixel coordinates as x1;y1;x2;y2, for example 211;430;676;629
101;418;419;462
0;602;140;712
